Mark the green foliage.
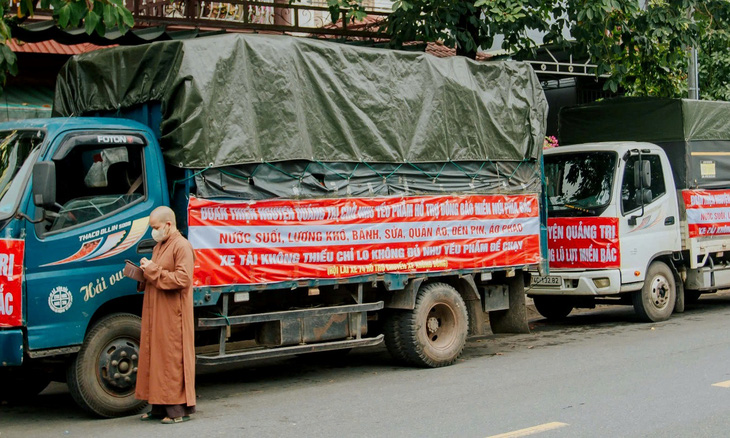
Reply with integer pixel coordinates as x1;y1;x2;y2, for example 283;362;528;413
696;1;730;100
328;0;730;99
0;0;134;86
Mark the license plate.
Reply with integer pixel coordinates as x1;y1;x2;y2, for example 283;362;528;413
531;275;561;287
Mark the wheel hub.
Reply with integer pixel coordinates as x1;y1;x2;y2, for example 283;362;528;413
425;303;457;349
650;276;670;309
427;316;440;334
98;339;139;393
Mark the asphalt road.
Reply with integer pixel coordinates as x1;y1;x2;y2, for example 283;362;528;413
4;293;730;438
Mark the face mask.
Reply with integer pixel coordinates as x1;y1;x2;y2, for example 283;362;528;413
151;224;170;242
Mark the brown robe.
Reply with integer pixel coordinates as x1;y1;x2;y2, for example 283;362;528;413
135;229;196;408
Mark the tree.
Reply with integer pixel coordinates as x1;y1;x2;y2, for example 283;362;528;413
696;1;730;100
0;0;134;86
328;0;730;98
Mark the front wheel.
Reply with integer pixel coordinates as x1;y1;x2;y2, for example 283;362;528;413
633;262;676;322
395;283;468;368
66;313;146;417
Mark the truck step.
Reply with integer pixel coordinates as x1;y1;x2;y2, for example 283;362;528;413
196;334;384;365
198;301;384;327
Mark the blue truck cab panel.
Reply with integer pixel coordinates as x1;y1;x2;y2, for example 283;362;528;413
0;117;168;360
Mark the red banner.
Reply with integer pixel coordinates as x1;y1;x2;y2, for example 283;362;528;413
188;195;541;286
0;239;24;327
683;189;730;238
547;217;620;269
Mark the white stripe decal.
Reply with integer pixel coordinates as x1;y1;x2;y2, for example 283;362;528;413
189;217;540;250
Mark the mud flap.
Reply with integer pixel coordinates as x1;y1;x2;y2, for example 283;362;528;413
670;261;684;314
674;278;685;314
489;271;530;334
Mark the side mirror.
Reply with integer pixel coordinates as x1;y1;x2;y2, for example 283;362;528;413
32;161;57;209
633;160;651;189
641;188;653;204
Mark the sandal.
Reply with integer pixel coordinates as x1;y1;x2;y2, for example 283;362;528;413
140;412;163;421
161;416;191;424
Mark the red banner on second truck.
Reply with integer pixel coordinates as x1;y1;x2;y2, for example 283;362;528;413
188;195;541;286
0;239;24;327
547;217;620;269
683;189;730;238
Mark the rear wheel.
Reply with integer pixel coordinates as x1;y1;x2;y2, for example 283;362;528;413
66;313;146;417
383;310;409;364
533;296;573;320
396;283;468;368
633;262;676;322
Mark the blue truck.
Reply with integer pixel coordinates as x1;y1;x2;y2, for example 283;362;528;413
0;34;548;417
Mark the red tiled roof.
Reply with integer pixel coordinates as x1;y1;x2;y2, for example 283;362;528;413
424;41;490;61
6;39;110;55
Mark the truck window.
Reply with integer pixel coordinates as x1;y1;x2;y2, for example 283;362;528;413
544;151;617;217
621;154;666;214
41;143;145;234
0;130;44;219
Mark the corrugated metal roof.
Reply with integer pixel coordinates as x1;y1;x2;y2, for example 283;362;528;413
7;39;109;55
12;20;225;47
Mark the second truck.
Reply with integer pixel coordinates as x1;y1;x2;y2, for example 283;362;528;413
529;97;730;322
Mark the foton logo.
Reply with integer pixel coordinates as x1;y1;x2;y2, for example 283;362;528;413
97;135;133;144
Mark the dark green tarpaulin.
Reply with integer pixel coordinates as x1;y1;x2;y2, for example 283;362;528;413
53;34;547;169
559;97;730;189
559;97;730;144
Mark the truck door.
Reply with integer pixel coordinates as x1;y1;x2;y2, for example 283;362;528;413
23;133;155;351
619;153;680;282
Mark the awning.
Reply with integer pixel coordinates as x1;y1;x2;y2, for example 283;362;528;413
12;20;224;46
0;85;54;121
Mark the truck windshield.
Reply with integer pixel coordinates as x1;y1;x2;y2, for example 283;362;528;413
0;130;44;219
545;151;616;217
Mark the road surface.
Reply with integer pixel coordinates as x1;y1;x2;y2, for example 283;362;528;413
3;293;730;437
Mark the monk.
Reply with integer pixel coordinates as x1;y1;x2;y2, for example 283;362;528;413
136;206;196;424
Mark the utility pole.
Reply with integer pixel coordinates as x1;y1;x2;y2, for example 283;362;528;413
687;6;700;99
688;46;699;99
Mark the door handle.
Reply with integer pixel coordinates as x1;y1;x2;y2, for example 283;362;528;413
136;238;156;254
664;216;675;225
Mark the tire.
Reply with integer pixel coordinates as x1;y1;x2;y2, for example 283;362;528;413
66;313;146;418
383;310;409;364
532;296;574;320
397;283;468;368
633;262;676;322
0;368;51;402
685;290;702;304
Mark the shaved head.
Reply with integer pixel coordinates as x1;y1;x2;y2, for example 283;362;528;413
150;206;177;228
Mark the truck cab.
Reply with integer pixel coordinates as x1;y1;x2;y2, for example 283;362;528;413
530;142;682;321
0;118;165;411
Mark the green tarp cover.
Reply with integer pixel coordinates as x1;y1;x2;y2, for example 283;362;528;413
53;34;547;169
559;97;730;190
559;97;730;145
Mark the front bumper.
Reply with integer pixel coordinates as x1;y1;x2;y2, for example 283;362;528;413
528;269;622;296
0;329;23;366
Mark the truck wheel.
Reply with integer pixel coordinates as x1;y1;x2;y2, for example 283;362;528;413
397;283;468;368
532;296;573;320
633;262;676;322
383;310;409;364
0;368;51;402
66;313;146;418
